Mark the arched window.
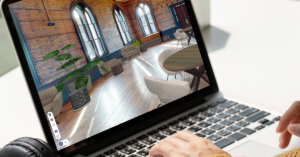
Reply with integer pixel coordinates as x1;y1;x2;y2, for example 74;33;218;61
71;1;107;61
136;2;158;36
114;6;132;45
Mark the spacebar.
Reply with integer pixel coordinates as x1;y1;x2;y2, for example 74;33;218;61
246;111;270;122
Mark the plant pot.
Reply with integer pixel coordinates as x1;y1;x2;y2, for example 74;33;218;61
69;86;91;111
140;45;147;53
68;75;92;93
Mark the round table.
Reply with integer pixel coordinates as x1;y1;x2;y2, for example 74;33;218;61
163;44;209;92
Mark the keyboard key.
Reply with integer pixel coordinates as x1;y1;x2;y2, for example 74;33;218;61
209;106;224;113
228;133;246;141
201;129;215;135
207;117;221;123
129;155;139;157
264;121;274;125
131;143;146;150
273;116;281;121
157;125;169;130
126;139;138;145
217;130;231;136
259;119;269;124
226;108;239;114
240;108;259;117
181;120;196;126
246;111;270;122
140;138;156;145
187;126;202;132
115;144;127;150
220;120;234;126
137;149;149;156
198;107;209;112
219;101;237;108
255;125;265;130
240;128;256;135
214;138;234;148
211;124;225;130
103;149;116;155
161;129;176;135
200;111;215;117
236;121;250;127
230;115;243;121
151;134;166;140
198;122;212;127
235;104;249;110
108;153;125;157
147;145;154;150
217;113;230;119
147;130;159;135
136;135;148;140
120;148;136;155
171;125;186;131
209;102;219;108
178;116;190;121
191;115;205;122
207;135;222;141
168;120;179;126
227;125;241;131
217;98;227;103
188;111;199;116
195;133;206;137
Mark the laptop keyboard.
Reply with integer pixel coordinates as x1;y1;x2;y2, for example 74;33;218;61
96;98;281;157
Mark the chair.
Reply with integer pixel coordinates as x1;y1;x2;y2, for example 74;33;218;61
97;58;122;79
144;76;190;107
158;49;183;80
174;32;188;48
176;29;183;33
38;86;63;123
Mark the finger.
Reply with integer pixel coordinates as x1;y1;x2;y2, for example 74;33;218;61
276;101;300;133
288;123;300;137
172;130;198;143
164;136;188;149
149;140;177;157
279;129;292;149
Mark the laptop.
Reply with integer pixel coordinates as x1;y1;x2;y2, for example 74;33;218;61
1;0;299;156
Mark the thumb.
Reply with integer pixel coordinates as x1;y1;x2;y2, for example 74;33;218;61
288;124;300;137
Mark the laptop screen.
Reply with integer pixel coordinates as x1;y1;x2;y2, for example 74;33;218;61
7;0;210;150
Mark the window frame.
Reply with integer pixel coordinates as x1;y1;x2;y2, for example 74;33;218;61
135;2;159;37
113;5;133;46
70;0;109;62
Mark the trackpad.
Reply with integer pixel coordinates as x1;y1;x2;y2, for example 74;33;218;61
228;140;283;157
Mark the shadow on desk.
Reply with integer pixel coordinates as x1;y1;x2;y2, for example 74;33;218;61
202;26;230;53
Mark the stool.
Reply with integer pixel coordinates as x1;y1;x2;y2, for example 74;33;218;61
111;63;124;76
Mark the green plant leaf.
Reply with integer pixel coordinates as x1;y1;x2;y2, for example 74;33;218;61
99;67;109;73
55;54;72;61
57;60;76;71
61;44;77;51
56;83;66;93
75;74;89;90
69;56;85;62
84;60;101;71
59;69;81;84
133;39;142;47
43;50;59;60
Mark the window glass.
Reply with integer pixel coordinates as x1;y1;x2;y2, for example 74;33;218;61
137;3;157;36
114;7;132;45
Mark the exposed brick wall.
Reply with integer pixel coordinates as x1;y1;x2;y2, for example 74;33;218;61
9;0;131;85
8;0;179;85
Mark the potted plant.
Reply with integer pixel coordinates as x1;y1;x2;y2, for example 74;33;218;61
133;39;147;53
42;44;107;111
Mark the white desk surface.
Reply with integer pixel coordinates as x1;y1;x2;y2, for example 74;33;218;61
1;0;300;148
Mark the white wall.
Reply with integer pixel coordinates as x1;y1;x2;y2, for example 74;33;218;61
191;0;210;30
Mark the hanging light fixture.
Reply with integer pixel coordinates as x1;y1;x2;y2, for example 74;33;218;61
41;0;55;26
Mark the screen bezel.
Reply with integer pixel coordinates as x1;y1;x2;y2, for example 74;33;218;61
1;0;219;156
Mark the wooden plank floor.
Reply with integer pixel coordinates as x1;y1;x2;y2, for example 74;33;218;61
53;39;210;149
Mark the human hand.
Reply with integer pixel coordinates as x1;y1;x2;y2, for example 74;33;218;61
148;130;228;157
276;101;300;149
